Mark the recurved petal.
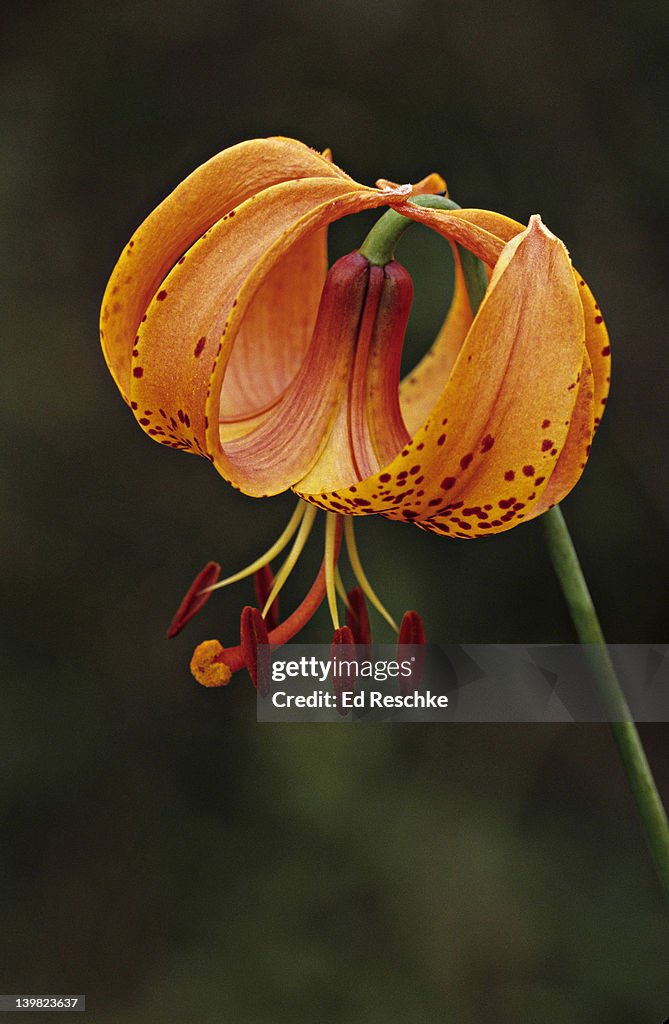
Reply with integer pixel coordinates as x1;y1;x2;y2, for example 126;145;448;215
132;176;418;491
399;243;473;435
218;226;327;420
525;347;595;519
395;203;525;266
304;216;586;536
576;274;610;430
100;137;351;402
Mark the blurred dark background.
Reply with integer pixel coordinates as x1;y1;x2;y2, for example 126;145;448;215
2;0;669;1020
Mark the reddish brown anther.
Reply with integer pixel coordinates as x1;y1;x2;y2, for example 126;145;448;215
398;609;426;646
240;605;270;694
166;560;220;638
331;625;355;716
397;610;426;696
253;563;279;631
345;586;372;645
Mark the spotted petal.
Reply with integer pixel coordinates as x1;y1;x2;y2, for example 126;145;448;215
297;216;588;536
100;137;353;403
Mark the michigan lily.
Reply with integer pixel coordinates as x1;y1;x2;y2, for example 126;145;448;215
100;136;610;686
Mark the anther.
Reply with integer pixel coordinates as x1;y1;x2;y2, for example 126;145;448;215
397;610;426;696
345;586;372;645
240;606;270;694
254;564;279;631
167;561;220;638
331;625;355;716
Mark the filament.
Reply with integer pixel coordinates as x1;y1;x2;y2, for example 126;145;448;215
261;503;318;617
201;501;306;594
335;567;351;610
343;517;399;634
324;513;341;630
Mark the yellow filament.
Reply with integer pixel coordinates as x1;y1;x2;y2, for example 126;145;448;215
343;518;399;634
335;567;351;611
201;501;306;594
261;503;318;617
324;513;340;630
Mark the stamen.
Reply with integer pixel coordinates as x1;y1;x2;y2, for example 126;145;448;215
240;606;270;693
397;610;426;696
254;564;279;630
343;518;399;634
191;521;344;688
397;609;425;646
345;586;372;645
261;503;318;617
335;567;351;611
167;560;221;638
331;624;355;716
324;513;341;630
202;501;306;594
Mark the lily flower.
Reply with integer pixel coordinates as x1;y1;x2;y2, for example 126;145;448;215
100;136;610;687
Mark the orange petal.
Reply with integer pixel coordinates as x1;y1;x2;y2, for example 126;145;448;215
399;243;473;434
218;226;327;421
130;177;387;468
100;137;351;403
576;273;610;430
395;203;524;266
303;216;586;537
131;174;421;487
525;347;595;519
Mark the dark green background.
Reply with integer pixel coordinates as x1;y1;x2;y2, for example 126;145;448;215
2;1;668;1020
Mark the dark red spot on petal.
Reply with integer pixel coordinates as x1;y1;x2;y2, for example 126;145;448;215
480;434;495;453
156;290;168;301
460;453;473;470
133;367;144;378
441;477;456;490
194;336;206;358
522;465;534;477
504;470;515;481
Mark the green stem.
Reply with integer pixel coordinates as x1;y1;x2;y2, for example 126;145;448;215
359;195;488;314
543;506;669;903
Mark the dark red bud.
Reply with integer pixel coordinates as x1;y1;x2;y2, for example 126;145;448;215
240;606;270;695
166;561;220;638
345;586;372;645
253;563;279;631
